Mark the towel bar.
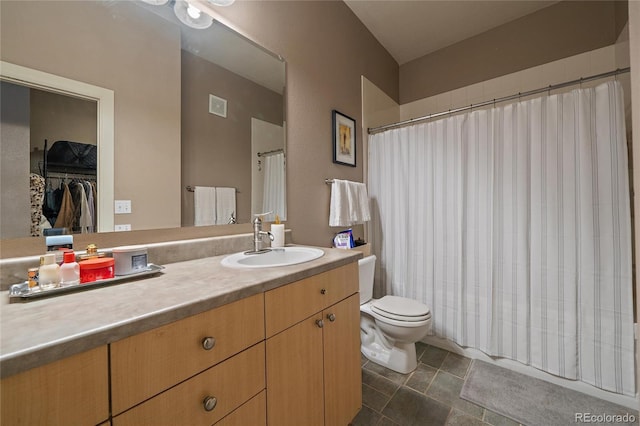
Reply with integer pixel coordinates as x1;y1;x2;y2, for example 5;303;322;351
186;186;240;193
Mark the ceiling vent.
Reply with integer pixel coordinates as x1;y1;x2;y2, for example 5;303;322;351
209;94;227;118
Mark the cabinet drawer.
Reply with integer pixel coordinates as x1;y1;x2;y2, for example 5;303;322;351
215;390;266;426
1;346;109;426
265;263;358;337
113;342;265;426
111;293;264;414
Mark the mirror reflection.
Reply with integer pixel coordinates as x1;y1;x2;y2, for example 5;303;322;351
0;0;286;239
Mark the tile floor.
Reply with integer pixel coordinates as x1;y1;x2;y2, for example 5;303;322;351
352;342;521;426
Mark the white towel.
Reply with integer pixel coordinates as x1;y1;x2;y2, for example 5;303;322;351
194;186;216;226
329;179;371;227
215;187;236;225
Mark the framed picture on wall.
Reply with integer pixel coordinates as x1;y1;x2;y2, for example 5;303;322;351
332;110;356;167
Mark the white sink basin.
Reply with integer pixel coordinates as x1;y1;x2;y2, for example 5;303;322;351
221;246;325;269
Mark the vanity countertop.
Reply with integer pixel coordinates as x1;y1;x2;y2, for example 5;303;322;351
0;246;362;379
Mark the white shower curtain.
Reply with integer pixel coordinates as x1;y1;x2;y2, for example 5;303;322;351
262;152;287;222
368;81;634;396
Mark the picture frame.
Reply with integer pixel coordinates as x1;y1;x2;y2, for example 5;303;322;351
332;110;356;167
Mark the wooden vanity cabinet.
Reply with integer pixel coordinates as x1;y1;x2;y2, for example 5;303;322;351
265;263;362;425
0;259;360;426
0;346;109;426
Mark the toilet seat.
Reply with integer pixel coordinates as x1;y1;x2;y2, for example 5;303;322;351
371;296;431;322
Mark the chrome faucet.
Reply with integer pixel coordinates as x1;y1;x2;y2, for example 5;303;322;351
245;215;273;254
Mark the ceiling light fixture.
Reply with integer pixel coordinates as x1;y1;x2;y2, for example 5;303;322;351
173;0;213;29
140;0;169;5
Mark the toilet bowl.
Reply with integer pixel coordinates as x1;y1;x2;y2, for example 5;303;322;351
358;255;431;374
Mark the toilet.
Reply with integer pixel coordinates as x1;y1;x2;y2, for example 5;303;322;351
359;255;431;374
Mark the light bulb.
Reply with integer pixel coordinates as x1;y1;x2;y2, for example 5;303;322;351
187;4;201;19
174;0;213;29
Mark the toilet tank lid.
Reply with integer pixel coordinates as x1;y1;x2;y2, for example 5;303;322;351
373;295;430;317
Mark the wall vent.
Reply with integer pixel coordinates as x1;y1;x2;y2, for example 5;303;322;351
209;94;227;118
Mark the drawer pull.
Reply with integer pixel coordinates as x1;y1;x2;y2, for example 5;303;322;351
202;337;216;351
316;319;324;328
327;313;336;322
320;288;327;295
203;396;218;412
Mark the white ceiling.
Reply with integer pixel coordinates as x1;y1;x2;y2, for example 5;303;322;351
344;0;558;65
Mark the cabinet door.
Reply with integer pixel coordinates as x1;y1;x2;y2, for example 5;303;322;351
323;294;362;425
1;346;109;426
266;315;325;426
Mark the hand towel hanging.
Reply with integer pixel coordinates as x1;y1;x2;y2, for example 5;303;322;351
329;179;371;226
215;187;236;225
194;186;216;226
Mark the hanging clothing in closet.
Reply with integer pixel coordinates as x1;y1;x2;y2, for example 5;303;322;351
51;179;96;233
30;173;47;237
53;182;75;230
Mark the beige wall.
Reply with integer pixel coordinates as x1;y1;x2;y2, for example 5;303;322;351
29;89;97;175
0;1;182;232
30;89;98;152
400;1;627;104
181;50;283;226
201;1;399;246
400;44;630;122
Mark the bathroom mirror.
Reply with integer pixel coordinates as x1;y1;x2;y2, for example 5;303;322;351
0;0;286;239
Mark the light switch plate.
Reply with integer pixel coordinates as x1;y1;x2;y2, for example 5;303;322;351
115;200;131;214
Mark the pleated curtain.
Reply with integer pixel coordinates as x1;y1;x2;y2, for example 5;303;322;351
262;152;287;222
368;81;634;396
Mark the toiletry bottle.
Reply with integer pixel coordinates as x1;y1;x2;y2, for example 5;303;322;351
28;267;39;291
60;251;80;287
79;244;106;260
272;215;285;248
39;253;61;290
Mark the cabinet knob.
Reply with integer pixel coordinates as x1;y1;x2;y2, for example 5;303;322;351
202;337;216;351
327;313;336;322
203;396;218;412
316;319;324;328
320;288;327;295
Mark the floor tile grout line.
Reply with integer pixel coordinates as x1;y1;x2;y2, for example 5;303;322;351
377;379;404;416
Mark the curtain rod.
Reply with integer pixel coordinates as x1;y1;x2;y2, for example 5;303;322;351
257;148;284;157
368;67;630;135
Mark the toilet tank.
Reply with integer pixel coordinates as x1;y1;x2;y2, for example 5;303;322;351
358;255;376;304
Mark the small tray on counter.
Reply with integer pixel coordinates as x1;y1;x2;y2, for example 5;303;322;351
8;264;165;303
